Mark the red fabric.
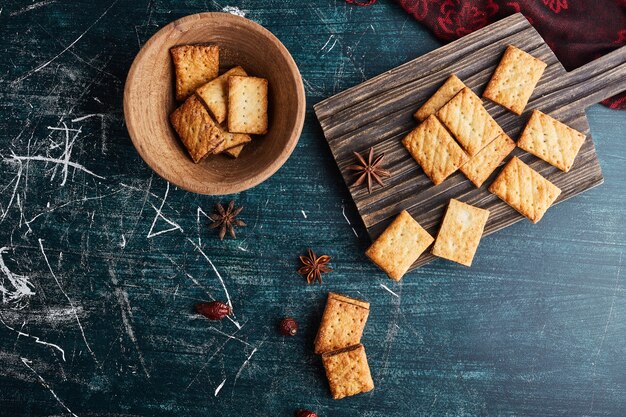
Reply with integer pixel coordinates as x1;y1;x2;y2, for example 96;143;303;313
393;0;626;109
346;0;378;5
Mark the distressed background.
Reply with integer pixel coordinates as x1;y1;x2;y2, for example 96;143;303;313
0;1;625;416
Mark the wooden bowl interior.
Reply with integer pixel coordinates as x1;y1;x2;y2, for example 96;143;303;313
125;14;304;194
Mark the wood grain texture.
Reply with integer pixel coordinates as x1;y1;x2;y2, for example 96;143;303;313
315;13;625;268
1;1;626;416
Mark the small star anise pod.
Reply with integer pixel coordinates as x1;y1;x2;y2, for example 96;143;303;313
347;146;391;193
297;249;332;284
209;201;246;240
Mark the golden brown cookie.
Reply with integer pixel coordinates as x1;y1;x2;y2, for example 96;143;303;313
402;115;469;185
224;144;245;158
314;292;370;354
460;133;516;187
322;344;374;400
365;210;434;280
228;76;269;135
488;156;561;223
431;199;490;267
413;74;468;121
436;87;505;156
483;45;547;115
170;44;219;102
212;125;252;154
517;110;586;172
169;95;224;163
196;66;248;123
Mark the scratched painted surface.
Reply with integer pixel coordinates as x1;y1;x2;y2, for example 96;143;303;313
0;1;625;416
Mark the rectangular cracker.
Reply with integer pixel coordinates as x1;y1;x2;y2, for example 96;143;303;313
170;44;219;102
228;76;269;135
196;66;248;123
365;210;434;281
328;292;370;309
460;133;516;187
314;292;370;355
212;125;252;154
431;199;490;267
488;156;561;223
483;45;547;115
322;344;374;400
436;87;505;156
169;96;224;163
402;115;469;185
414;74;467;121
224;144;245;158
517;110;586;172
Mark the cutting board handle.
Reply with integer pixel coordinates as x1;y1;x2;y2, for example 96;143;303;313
559;45;626;110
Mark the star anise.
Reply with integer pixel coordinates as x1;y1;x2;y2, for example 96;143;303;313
209;201;246;240
347;147;391;193
297;249;332;284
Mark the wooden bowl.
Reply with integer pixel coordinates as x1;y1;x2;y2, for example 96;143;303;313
124;13;306;195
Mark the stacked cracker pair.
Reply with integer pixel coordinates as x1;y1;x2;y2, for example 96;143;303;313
168;45;268;162
314;292;374;400
367;45;588;280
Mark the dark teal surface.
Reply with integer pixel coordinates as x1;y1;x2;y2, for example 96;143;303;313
1;1;625;416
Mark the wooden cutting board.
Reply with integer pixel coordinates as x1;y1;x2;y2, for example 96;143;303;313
314;13;626;269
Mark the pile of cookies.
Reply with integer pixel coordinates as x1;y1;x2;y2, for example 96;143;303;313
168;44;268;162
367;45;587;280
314;292;374;400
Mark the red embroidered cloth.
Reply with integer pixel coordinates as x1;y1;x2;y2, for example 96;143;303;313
393;0;626;109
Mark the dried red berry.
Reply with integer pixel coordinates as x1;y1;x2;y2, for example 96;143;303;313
295;410;317;417
279;317;298;336
195;301;230;320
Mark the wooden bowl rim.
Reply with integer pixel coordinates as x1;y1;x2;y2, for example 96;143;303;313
123;12;306;195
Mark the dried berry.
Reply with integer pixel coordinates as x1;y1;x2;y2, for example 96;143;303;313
195;301;230;320
279;317;298;336
295;410;318;417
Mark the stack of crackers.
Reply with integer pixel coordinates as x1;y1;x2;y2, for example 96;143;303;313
367;45;588;280
168;44;268;163
314;292;374;400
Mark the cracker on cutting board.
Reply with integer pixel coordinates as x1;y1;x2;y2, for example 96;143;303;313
196;66;248;123
224;144;245;158
431;199;490;267
402;115;469;185
365;210;434;281
170;95;224;163
413;74;467;121
170;44;219;102
483;45;547;115
460;132;516;187
436;87;505;156
488;156;561;223
517;110;586;172
314;292;370;354
322;344;374;400
228;75;268;135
